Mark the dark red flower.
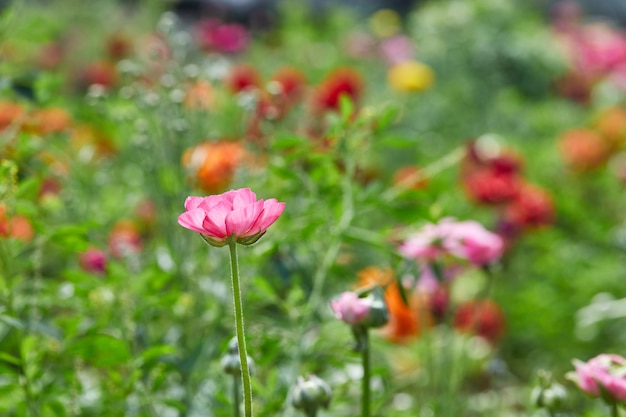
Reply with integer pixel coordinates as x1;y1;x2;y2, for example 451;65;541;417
453;299;505;344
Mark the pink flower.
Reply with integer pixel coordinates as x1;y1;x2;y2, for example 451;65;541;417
330;292;371;326
196;19;249;54
443;220;504;266
570;354;626;402
178;188;285;246
79;247;108;274
379;35;415;65
398;218;503;266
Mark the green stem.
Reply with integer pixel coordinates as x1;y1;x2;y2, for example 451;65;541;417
361;329;370;417
228;242;253;417
612;402;619;417
233;374;241;417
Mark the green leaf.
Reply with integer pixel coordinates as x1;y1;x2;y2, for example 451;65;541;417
68;333;131;368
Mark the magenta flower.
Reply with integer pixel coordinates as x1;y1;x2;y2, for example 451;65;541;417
330;292;371;326
196;18;249;54
79;247;108;274
569;354;626;402
177;188;285;246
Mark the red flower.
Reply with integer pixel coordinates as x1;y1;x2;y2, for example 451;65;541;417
462;168;522;205
196;19;249;54
79;247;108;275
503;183;555;230
270;67;307;102
311;67;363;113
225;63;261;94
453;299;505;344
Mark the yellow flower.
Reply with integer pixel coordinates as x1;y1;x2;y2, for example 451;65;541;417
387;61;435;92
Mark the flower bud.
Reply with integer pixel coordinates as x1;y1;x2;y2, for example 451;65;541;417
221;337;255;376
330;287;388;329
531;370;568;412
290;374;332;416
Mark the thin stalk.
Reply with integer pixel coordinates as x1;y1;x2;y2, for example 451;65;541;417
612;402;619;417
228;242;253;417
233;374;241;417
361;329;371;417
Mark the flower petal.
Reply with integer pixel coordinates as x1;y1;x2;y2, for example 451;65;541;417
202;201;231;238
225;199;264;237
184;196;207;211
178;209;209;234
248;199;285;235
232;188;257;209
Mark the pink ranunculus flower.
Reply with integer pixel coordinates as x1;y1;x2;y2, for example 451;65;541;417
330;292;371;326
443;220;504;266
569;354;626;403
398;218;503;266
177;188;285;247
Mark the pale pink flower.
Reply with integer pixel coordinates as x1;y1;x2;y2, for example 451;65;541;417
398;218;503;266
330;292;371;326
570;354;626;402
178;188;285;246
443;220;504;266
379;35;415;65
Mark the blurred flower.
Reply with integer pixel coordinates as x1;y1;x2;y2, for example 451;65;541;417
182;140;246;194
387;60;434;92
356;266;394;288
221;337;255;376
108;220;142;259
183;80;215;110
76;60;118;90
399;218;503;266
369;9;401;38
270;66;307;103
134;199;157;231
79;247;108;275
532;370;568;412
36;42;65;70
0;101;25;131
568;354;626;402
594;106;626;150
502;183;555;231
70;124;116;161
311;67;363;113
177;188;285;247
379;35;415;65
392;165;429;191
196;18;249;54
462;168;522;205
23;107;72;135
343;31;377;60
106;33;133;60
453;299;506;344
444;220;504;266
559;128;611;172
380;282;432;343
0;205;34;242
225;63;261;94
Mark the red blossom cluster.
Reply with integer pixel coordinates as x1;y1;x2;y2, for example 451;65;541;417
460;139;555;243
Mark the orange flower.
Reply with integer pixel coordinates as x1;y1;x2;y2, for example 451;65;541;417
184;80;214;110
0;101;26;131
182;140;246;193
558;128;611;172
23;107;72;135
392;166;429;191
453;299;505;344
380;282;432;343
0;205;34;242
311;67;363;113
594;107;626;150
356;266;395;288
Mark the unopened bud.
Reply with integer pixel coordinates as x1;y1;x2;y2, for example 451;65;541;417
531;370;567;411
330;287;388;329
291;374;332;416
221;337;255;376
